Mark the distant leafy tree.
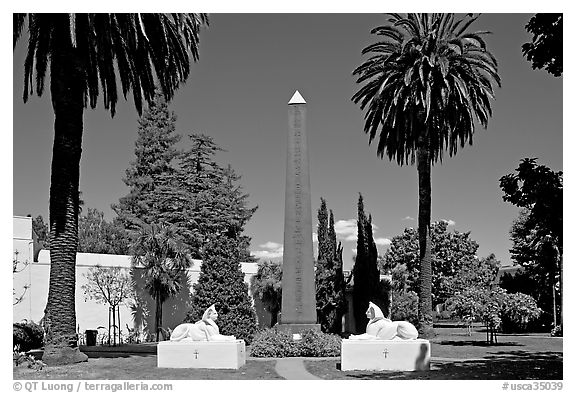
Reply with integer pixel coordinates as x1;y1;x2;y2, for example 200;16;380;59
315;199;347;333
81;266;134;345
186;234;258;344
131;223;193;342
32;215;50;249
381;221;480;307
390;290;419;326
352;13;501;337
351;194;385;332
500;158;562;329
14;13;208;365
250;260;283;327
112;87;182;232
522;14;563;77
78;208;130;254
447;254;501;295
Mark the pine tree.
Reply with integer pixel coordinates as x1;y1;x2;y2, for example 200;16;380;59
112;86;181;231
315;198;347;333
352;194;383;333
150;134;257;257
185;233;258;343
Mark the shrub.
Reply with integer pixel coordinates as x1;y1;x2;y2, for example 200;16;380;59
391;290;418;325
250;328;341;357
297;329;341;357
249;329;298;357
13;322;44;352
13;350;46;370
501;292;542;333
551;325;562;337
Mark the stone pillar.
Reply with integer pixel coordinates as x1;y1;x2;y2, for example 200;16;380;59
277;90;320;333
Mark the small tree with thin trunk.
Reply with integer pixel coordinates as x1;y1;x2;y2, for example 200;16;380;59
131;223;193;342
250;260;282;327
81;265;134;345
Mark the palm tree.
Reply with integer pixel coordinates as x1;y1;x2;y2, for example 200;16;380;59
352;13;500;337
131;223;193;342
13;13;208;364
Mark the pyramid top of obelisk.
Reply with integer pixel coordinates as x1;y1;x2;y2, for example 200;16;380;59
288;90;306;105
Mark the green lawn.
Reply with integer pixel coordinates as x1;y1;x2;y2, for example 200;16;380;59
13;327;562;380
14;356;282;380
305;327;563;380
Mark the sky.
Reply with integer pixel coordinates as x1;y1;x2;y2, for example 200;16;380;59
12;12;563;271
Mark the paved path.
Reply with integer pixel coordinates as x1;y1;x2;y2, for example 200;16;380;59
274;358;322;380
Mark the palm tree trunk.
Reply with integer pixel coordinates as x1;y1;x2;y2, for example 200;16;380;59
155;296;163;342
416;146;435;338
42;20;88;366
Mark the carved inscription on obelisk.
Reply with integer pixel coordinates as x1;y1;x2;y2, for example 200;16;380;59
279;91;319;331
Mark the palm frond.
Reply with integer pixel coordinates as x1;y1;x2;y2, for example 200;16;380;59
13;13;26;49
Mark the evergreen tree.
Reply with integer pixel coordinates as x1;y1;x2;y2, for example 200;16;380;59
315;199;347;333
351;194;383;332
185;234;258;344
150;134;257;257
329;209;347;333
112;86;181;231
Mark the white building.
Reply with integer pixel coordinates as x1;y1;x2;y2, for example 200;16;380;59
12;216;264;341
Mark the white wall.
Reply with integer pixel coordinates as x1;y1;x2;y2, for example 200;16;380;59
12;217;261;340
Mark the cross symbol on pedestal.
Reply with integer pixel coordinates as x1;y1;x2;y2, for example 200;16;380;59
383;348;389;359
194;350;199;359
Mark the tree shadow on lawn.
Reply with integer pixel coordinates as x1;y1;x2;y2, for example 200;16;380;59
347;357;562;380
306;354;562;380
437;340;524;347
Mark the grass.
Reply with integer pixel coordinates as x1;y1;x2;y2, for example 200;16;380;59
13;355;282;380
304;327;563;380
13;327;562;380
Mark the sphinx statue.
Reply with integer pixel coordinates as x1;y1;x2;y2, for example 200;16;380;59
349;301;418;340
170;304;237;342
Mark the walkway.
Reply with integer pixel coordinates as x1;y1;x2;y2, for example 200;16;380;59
274;357;322;380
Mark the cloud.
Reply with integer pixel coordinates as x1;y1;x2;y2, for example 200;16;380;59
442;219;456;226
251;249;283;259
252;241;283;259
402;216;415;221
334;218;388;246
312;232;318;243
259;241;282;250
334;219;357;237
374;237;392;246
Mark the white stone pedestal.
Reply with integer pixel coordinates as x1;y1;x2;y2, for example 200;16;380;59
157;340;246;369
341;339;430;371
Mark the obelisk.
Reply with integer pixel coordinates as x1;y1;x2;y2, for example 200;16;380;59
278;90;320;333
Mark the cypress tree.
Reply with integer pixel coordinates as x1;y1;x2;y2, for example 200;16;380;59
330;209;347;333
185;233;258;344
352;194;383;332
315;198;347;333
